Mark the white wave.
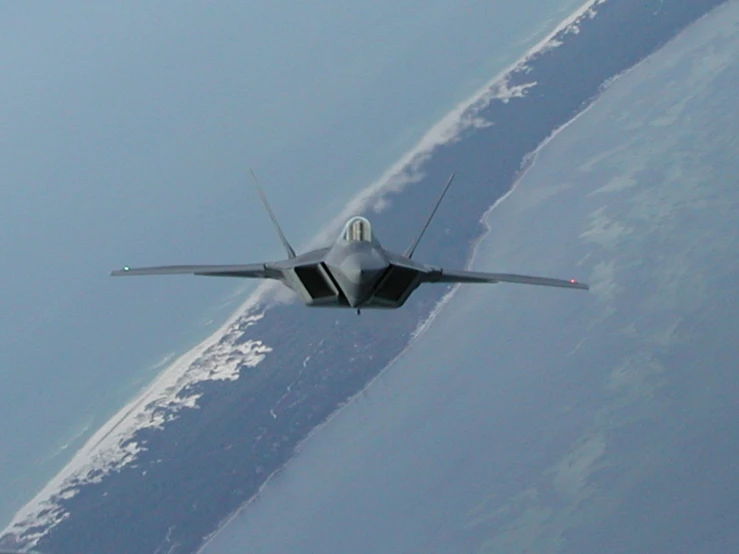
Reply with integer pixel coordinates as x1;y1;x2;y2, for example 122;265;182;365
151;351;176;370
1;0;610;548
32;419;95;469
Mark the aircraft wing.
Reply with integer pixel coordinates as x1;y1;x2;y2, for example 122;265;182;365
427;269;589;290
110;263;276;279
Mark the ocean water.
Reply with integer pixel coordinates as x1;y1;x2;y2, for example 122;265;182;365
0;0;586;531
202;2;739;552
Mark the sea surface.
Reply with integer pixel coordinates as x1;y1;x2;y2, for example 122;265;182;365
0;1;730;552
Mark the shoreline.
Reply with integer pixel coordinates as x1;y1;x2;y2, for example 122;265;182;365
1;1;605;542
1;1;728;552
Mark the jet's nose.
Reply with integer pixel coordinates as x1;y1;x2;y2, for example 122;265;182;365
340;253;388;284
324;244;390;308
334;252;389;307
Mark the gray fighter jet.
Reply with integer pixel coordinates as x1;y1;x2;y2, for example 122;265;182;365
112;173;588;312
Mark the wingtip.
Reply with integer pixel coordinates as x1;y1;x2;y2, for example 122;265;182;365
568;278;589;290
110;266;131;276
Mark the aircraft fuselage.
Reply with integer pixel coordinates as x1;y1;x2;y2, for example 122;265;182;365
277;237;427;309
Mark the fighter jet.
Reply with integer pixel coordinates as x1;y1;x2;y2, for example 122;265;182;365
112;172;588;312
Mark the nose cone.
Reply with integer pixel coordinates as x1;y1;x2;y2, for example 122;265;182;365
340;253;388;284
326;248;389;307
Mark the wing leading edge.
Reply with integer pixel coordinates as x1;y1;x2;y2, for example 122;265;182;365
426;268;589;290
110;263;277;279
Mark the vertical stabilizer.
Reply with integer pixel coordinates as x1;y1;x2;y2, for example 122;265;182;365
404;173;455;259
249;168;297;259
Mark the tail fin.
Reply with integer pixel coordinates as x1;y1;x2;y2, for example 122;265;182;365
404;173;455;259
249;168;297;259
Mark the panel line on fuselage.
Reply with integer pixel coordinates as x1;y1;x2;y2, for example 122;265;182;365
320;262;350;306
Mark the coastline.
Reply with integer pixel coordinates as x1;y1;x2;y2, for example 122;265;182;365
1;1;728;552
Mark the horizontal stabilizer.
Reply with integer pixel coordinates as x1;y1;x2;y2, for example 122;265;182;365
426;269;589;290
110;263;275;279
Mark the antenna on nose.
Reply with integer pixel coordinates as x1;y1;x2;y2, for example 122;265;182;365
249;168;297;259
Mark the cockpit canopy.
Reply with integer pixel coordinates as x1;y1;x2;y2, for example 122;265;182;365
342;216;373;242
